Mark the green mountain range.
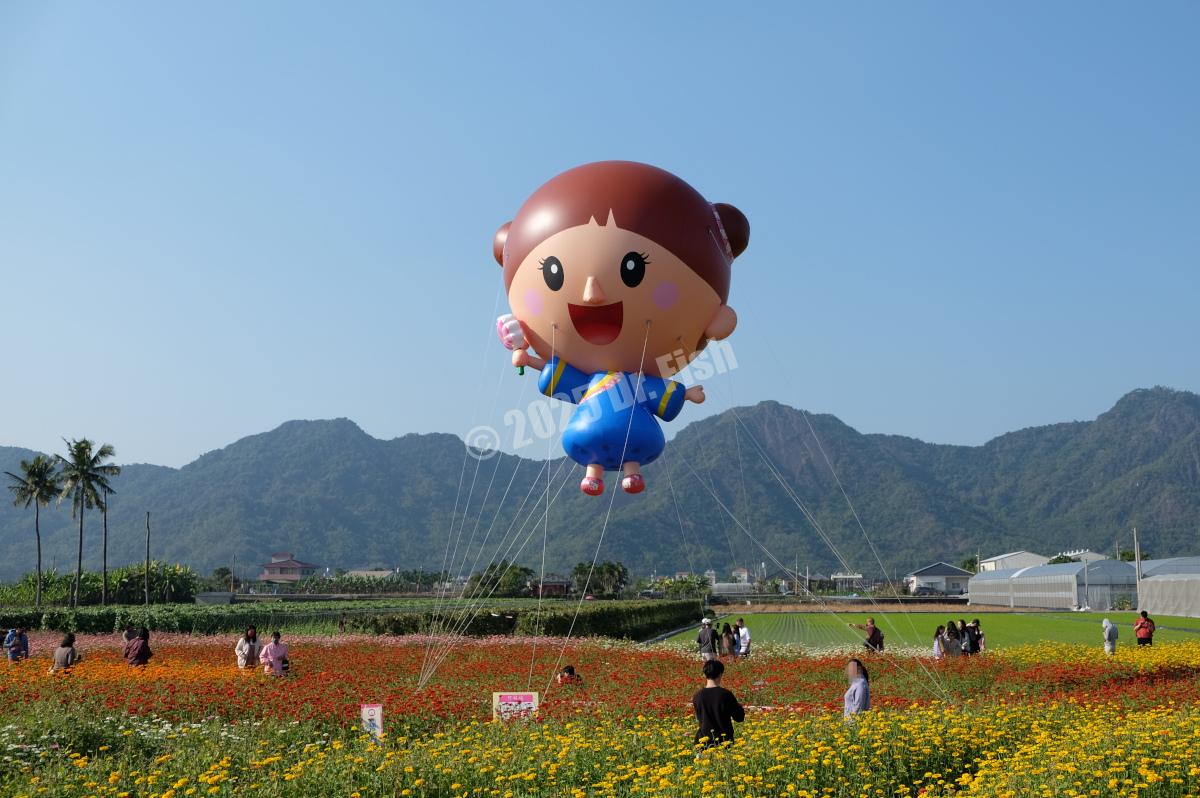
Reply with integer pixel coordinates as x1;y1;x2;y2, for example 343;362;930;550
1;387;1197;583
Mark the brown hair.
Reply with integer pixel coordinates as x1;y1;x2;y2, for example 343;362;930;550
494;161;748;302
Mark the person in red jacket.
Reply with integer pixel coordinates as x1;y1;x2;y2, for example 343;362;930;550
1134;611;1156;646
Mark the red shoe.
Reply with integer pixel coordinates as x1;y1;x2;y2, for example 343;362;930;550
621;474;645;494
580;476;604;496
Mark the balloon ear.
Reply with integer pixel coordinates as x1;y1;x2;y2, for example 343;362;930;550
493;222;511;267
705;305;737;341
713;204;749;259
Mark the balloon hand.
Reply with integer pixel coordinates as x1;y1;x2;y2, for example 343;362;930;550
685;385;706;404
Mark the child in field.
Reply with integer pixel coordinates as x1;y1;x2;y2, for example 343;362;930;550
933;625;946;658
692;659;745;746
261;631;289;677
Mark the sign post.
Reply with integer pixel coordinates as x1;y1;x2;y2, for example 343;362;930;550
360;703;383;739
491;691;539;721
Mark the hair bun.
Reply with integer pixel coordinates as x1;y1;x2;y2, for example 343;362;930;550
713;203;749;259
493;222;511;267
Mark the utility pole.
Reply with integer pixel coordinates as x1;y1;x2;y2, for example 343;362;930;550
1133;526;1142;585
1083;554;1090;609
144;512;151;606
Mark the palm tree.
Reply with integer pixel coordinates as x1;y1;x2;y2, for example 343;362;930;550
4;455;61;609
56;439;120;608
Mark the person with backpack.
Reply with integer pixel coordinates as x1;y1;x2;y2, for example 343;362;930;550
1134;611;1156;646
1102;618;1118;655
261;631;289;677
851;618;885;652
5;624;30;663
962;619;980;656
696;619;718;661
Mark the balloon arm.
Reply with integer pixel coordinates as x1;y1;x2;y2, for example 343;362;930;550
512;349;547;372
684;385;706;404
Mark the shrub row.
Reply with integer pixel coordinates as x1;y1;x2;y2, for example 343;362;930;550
0;599;702;640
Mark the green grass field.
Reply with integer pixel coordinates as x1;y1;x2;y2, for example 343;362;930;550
668;610;1200;650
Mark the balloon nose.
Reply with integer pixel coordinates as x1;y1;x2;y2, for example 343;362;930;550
582;276;607;304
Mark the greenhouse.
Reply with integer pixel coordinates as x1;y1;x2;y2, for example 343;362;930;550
968;559;1138;610
1138;558;1200;618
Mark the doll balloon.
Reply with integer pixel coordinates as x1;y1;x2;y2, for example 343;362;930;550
492;161;748;496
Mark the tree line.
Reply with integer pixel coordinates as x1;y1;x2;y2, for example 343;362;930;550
4;438;127;608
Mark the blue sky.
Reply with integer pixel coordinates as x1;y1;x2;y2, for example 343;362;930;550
1;2;1197;467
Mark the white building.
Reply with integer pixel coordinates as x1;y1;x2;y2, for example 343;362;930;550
905;562;973;595
978;551;1049;572
731;567;751;584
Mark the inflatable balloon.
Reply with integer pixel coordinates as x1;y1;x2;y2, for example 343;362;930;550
492;161;749;496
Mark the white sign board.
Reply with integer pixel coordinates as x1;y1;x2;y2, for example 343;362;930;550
492;691;538;721
360;703;383;739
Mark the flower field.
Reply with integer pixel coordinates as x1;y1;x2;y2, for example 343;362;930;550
2;633;1199;797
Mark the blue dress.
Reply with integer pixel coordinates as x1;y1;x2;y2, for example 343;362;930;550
538;357;687;471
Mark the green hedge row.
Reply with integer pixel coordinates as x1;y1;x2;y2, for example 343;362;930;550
0;599;702;640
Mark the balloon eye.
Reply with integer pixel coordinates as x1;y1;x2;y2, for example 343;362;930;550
620;252;647;288
540;256;564;291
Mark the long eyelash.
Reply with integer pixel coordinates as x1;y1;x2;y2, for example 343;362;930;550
640;252;651;264
538;258;546;269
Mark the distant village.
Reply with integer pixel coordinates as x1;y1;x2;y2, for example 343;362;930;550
253;546;1200;619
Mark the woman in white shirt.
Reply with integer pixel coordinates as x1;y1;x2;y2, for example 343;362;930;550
235;626;262;669
843;658;870;718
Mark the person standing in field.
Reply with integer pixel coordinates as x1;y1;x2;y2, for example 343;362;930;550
942;622;961;658
235;626;262;669
736;618;751;658
261;631;289;676
50;633;82;672
843;658;870;719
719;623;736;657
1102;618;1118;655
961;619;980;656
5;624;30;663
933;625;946;658
851;619;885;652
124;628;153;667
697;619;718;661
1134;611;1156;646
692;659;745;746
971;619;986;653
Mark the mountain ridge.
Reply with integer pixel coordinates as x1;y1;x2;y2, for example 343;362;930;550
1;386;1197;581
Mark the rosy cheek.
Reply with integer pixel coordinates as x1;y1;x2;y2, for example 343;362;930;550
523;289;544;316
652;282;679;310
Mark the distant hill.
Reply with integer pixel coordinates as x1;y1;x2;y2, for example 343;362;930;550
1;387;1197;582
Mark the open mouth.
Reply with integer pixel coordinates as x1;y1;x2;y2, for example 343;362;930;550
568;302;624;345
